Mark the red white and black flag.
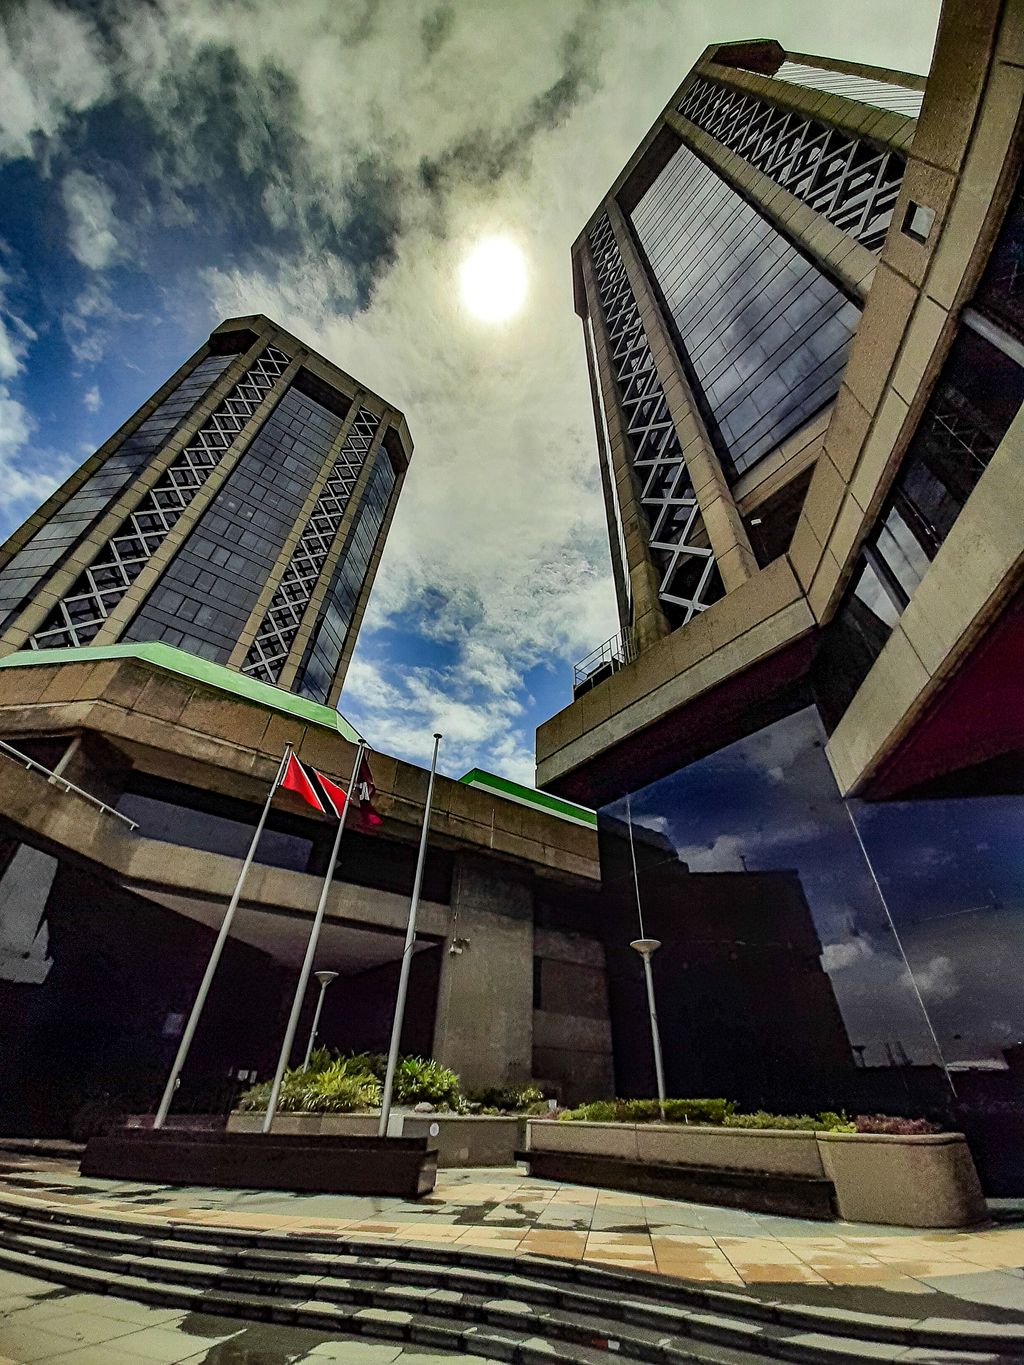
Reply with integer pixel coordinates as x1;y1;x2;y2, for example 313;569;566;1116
281;753;349;819
355;753;383;828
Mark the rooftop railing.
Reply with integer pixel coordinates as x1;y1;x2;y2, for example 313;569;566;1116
573;629;637;697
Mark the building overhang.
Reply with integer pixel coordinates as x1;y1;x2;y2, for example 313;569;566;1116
0;649;599;883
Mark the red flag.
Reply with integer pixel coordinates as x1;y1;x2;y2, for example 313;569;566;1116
316;769;348;819
281;753;326;814
356;754;383;828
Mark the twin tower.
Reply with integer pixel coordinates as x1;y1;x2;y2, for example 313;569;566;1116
0;316;411;709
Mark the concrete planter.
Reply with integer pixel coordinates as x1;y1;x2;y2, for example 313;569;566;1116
83;1127;436;1197
816;1130;987;1227
526;1120;987;1227
228;1110;526;1168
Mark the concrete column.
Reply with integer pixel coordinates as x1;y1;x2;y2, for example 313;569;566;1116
604;198;759;593
431;854;534;1091
579;243;671;652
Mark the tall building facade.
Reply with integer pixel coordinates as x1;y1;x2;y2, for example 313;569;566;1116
540;3;1024;1162
0;315;411;707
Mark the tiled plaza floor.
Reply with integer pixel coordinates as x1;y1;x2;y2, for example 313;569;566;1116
0;1264;477;1363
3;1156;1024;1323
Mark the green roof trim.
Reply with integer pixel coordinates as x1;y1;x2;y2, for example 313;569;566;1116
458;767;596;829
0;642;363;743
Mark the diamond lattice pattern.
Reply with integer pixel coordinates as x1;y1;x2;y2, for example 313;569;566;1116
30;346;291;650
242;407;380;684
678;76;905;252
588;214;722;623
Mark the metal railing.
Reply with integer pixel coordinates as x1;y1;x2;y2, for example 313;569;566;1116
573;629;637;694
0;739;138;830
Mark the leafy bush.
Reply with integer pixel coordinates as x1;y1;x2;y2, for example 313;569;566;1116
236;1050;460;1114
724;1110;855;1132
854;1113;942;1135
470;1083;546;1113
300;1061;381;1113
557;1097;734;1125
552;1098;861;1131
391;1055;462;1108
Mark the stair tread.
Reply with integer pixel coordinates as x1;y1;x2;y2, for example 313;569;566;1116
0;1198;1021;1361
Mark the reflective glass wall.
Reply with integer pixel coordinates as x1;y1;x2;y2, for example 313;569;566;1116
630;142;860;478
597;703;1024;1124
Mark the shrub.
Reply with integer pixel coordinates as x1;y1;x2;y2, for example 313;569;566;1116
469;1083;546;1113
556;1097;734;1125
724;1110;856;1132
391;1055;462;1109
854;1114;942;1135
300;1062;381;1113
236;1050;460;1113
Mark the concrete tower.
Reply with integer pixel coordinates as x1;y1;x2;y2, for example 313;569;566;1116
0;315;412;707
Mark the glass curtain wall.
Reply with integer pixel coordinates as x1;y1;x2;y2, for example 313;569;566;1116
598;703;1024;1120
630;142;861;478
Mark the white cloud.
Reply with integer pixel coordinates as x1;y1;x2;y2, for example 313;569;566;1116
82;384;101;413
0;259;69;512
0;1;110;162
904;954;958;1003
62;170;122;271
62;280;141;366
0;0;941;777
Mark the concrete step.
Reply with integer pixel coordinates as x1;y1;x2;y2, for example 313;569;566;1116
0;1194;1020;1363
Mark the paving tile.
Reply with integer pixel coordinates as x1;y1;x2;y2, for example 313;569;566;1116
0;1323;82;1361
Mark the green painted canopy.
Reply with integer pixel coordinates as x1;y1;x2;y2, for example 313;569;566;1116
458;766;596;828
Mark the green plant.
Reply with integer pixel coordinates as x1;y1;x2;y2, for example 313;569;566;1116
235;1050;465;1114
391;1055;462;1109
469;1083;546;1113
556;1097;734;1125
300;1061;381;1113
723;1110;856;1132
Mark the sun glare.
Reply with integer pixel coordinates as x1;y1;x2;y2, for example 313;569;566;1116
459;236;527;322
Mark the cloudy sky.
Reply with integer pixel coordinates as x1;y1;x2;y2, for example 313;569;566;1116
0;0;940;783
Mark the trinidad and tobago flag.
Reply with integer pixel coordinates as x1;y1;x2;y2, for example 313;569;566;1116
281;753;350;819
281;751;383;828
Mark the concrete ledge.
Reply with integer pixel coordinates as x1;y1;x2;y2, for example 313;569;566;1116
228;1111;525;1168
817;1130;987;1227
81;1127;437;1197
527;1121;987;1227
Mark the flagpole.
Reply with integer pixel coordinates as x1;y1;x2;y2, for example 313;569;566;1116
154;742;293;1129
263;740;366;1133
379;732;442;1138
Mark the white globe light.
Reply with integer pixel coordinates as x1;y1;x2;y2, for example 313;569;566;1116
459;237;527;322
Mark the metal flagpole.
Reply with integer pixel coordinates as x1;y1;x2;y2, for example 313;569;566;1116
154;742;294;1129
379;733;442;1138
263;741;366;1133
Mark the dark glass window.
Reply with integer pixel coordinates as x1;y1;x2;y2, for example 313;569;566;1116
630;142;861;478
817;325;1024;727
599;703;1024;1145
116;791;313;871
296;448;396;702
126;384;344;662
0;351;235;627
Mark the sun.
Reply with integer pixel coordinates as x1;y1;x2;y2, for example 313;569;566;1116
459;237;527;322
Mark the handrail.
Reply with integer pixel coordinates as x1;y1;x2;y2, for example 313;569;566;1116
573;628;637;691
0;739;139;831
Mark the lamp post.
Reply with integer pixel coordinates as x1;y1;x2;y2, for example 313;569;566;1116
303;970;339;1070
630;938;666;1121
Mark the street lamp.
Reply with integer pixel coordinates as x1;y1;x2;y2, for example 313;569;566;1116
630;938;666;1121
303;970;339;1069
